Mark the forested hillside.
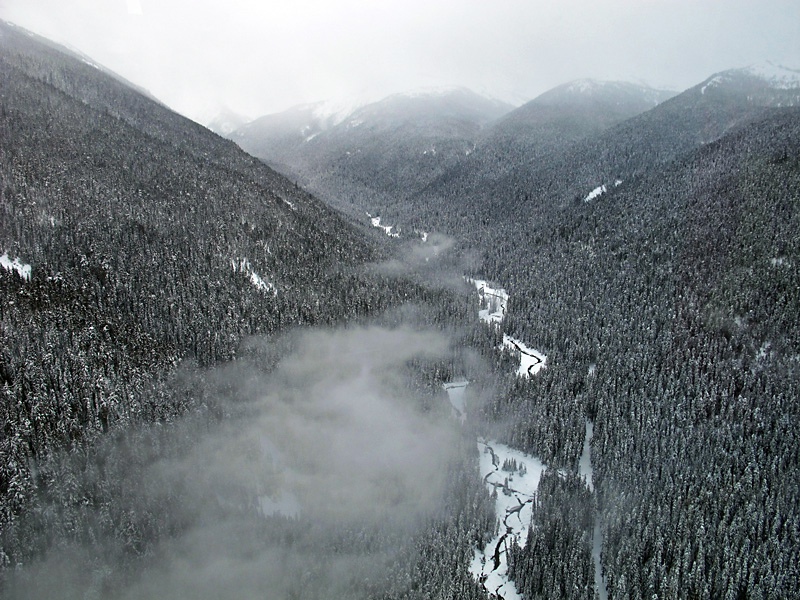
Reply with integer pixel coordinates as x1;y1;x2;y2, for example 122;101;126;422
410;65;800;245
2;16;799;600
469;107;800;598
0;20;448;577
231;87;512;221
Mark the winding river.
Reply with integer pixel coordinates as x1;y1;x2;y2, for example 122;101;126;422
443;277;605;599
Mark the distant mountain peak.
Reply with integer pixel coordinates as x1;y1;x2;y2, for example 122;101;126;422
742;60;800;89
562;79;606;93
203;105;252;136
530;79;675;110
560;79;673;99
395;85;474;99
700;61;800;95
306;94;379;127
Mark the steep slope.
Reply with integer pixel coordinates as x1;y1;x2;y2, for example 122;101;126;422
486;107;800;599
232;87;513;220
0;19;398;567
488;79;674;156
411;64;800;244
204;105;251;136
404;80;674;227
230;93;389;162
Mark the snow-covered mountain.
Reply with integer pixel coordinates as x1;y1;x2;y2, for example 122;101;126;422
230;87;514;218
484;79;675;155
204;105;252;136
533;79;673;109
741;60;800;89
696;60;800;104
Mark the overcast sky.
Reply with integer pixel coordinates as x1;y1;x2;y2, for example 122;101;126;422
2;0;799;123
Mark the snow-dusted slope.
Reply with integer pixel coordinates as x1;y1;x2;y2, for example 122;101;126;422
698;61;800;104
743;61;800;89
1;252;31;280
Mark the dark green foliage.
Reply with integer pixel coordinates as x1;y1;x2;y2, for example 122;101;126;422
509;470;595;600
0;21;485;579
3;17;800;600
473;109;800;598
232;88;513;222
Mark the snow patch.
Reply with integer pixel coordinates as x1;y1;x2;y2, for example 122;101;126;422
231;258;277;296
469;279;508;324
365;212;400;238
701;75;727;95
578;421;594;492
443;381;469;423
470;439;547;600
584;184;607;202
1;252;31;281
503;335;547;377
309;94;375;127
566;79;602;94
745;61;800;89
81;58;100;70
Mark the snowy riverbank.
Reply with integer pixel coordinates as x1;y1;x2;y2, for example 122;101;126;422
454;275;605;599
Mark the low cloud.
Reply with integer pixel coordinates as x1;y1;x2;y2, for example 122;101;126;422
7;325;460;599
370;232;481;292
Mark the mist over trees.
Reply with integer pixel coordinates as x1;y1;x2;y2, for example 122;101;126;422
2;17;800;600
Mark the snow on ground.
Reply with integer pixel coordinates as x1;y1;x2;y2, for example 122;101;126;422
702;62;800;95
469;278;509;324
584;184;607;202
310;94;375;127
443;381;468;423
578;421;594;492
593;520;608;600
231;258;277;296
467;279;546;376
503;335;547;378
700;75;726;95
770;256;791;267
745;61;800;89
470;439;547;600
578;420;608;598
365;213;400;238
1;252;31;281
584;180;621;203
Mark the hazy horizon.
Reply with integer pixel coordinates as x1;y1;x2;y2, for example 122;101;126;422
2;1;799;125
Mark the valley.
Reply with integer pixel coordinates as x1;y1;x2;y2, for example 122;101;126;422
1;16;800;600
